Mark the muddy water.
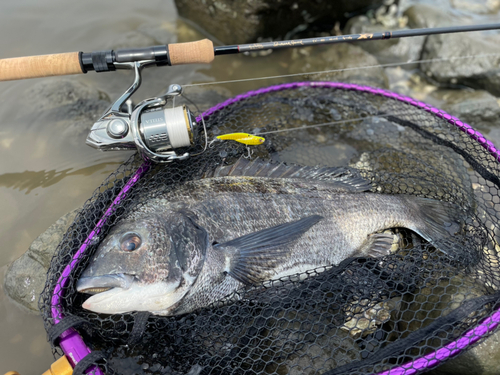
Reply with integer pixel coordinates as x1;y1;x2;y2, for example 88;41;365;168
0;0;498;374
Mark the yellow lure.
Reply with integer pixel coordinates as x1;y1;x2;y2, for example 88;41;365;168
216;133;265;145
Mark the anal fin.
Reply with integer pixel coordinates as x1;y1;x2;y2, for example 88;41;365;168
359;232;395;257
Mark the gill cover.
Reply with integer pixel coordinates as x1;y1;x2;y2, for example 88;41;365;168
79;210;209;314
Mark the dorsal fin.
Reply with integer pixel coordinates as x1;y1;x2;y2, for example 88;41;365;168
206;157;372;193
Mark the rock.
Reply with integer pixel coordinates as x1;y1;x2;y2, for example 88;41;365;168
420;33;500;97
371;0;401;29
385;67;437;100
288;43;388;88
485;127;500;149
342;297;402;339
21;79;110;141
264;310;362;375
345;15;425;67
428;89;500;132
403;4;457;29
428;328;500;375
277;142;358;167
137;23;177;45
174;0;387;45
107;30;159;50
106;23;177;50
176;85;232;112
4;209;79;312
450;0;500;15
24;79;109;113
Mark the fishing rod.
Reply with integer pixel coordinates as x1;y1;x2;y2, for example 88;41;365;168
1;23;500;81
1;22;499;164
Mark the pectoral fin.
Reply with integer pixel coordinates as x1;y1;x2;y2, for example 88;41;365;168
215;215;323;285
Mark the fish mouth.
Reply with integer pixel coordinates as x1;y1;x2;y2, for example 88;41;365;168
76;273;135;295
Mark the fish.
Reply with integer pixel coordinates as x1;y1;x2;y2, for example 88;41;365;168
76;158;463;316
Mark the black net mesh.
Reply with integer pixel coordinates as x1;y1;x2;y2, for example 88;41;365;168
40;83;500;375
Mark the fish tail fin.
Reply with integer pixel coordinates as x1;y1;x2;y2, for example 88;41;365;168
410;197;465;259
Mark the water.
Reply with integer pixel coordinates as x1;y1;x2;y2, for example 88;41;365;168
0;2;177;373
0;0;498;374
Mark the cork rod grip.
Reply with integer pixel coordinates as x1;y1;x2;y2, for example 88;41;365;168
168;39;215;65
0;52;83;81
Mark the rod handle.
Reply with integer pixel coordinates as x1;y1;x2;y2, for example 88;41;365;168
0;52;84;81
168;39;215;65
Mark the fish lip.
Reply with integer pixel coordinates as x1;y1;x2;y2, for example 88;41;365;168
76;273;135;294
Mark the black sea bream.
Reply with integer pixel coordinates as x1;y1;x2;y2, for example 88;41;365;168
77;158;461;316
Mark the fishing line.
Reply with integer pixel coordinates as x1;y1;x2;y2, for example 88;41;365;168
256;115;393;135
254;95;500;136
181;52;500;88
182;93;209;156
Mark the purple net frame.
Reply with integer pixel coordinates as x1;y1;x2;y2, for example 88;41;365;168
50;163;151;373
50;81;500;374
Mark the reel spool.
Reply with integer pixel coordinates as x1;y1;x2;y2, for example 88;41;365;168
86;62;199;162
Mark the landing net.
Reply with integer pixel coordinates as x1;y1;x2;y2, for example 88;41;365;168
40;82;500;375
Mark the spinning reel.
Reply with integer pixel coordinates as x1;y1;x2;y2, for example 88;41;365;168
86;61;199;163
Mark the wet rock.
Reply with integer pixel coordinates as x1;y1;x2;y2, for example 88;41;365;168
403;4;457;29
288;43;388;88
342;297;401;338
137;23;177;45
4;209;79;312
450;0;500;15
174;0;387;45
371;0;401;29
177;85;232;112
22;79;110;141
428;328;500;375
420;33;500;97
485;127;500;149
385;67;437;100
106;23;176;50
345;16;425;66
405;274;498;375
88;20;177;51
107;30;159;50
25;79;109;113
284;330;361;375
264;310;362;375
278;142;358;167
428;89;500;132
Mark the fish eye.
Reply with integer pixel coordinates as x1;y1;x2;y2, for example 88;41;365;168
120;233;142;251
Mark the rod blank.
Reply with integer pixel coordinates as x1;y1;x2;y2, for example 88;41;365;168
221;23;500;55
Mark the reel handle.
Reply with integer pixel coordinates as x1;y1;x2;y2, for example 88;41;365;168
0;52;83;81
